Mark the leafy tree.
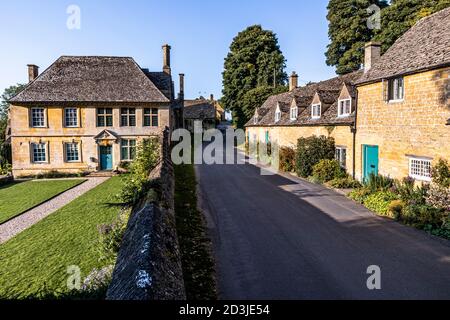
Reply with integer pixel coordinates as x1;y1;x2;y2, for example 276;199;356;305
375;0;450;53
0;84;26;168
325;0;388;74
241;85;287;120
222;25;287;128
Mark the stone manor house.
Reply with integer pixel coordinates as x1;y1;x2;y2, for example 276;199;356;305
246;8;450;182
8;45;184;177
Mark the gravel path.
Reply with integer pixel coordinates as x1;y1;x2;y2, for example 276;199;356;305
0;177;110;244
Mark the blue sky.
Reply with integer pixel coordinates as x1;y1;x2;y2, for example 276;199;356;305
0;0;336;100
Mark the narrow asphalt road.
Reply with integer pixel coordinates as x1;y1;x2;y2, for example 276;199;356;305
195;147;450;300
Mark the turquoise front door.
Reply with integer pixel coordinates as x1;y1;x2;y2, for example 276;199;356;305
100;146;113;170
363;145;379;180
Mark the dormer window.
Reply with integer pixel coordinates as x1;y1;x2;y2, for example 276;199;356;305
311;104;321;119
290;99;298;120
290;106;298;120
338;99;351;117
275;104;281;122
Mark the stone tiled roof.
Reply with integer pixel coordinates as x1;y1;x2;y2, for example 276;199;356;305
143;71;173;100
10;56;170;104
184;99;216;119
358;7;450;84
246;70;362;127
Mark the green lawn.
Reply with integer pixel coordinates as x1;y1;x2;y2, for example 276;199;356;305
0;179;86;224
0;176;128;299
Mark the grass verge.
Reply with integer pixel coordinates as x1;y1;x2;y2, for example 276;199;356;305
174;163;217;300
0;179;86;224
0;176;128;299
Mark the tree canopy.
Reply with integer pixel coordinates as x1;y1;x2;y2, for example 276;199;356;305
0;84;26;168
326;0;450;74
325;0;388;75
222;25;287;128
375;0;450;53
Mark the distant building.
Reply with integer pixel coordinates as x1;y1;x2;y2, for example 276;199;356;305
184;95;224;132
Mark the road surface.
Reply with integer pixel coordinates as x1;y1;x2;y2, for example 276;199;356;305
195;148;450;299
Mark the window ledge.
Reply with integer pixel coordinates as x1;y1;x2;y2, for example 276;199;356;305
387;99;404;104
409;175;431;182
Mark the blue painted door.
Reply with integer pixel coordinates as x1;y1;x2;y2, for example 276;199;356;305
100;146;113;170
363;145;379;180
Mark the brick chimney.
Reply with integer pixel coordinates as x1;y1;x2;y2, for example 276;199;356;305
364;42;381;73
162;44;171;75
27;64;39;82
178;73;184;99
289;71;298;91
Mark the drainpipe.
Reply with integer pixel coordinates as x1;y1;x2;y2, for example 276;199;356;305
352;89;358;180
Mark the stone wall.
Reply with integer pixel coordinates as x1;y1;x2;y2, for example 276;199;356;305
355;67;450;181
106;128;186;300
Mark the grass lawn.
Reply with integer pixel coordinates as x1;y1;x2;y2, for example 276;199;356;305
0;176;128;299
0;179;86;224
174;163;217;300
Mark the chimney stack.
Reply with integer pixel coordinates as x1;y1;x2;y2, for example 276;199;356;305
179;73;185;99
210;94;214;101
162;44;171;75
364;42;381;73
289;71;298;91
27;64;39;82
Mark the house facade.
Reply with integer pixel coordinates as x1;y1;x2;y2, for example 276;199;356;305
245;71;362;177
9;45;183;177
245;7;450;182
355;8;450;182
184;96;219;132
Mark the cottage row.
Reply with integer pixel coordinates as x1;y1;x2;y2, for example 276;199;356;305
245;8;450;182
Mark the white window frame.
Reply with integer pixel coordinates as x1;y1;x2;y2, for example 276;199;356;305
388;77;404;102
275;104;281;123
335;147;347;169
290;106;298;120
338;99;351;117
64;108;79;127
311;103;321;119
64;142;80;163
31;107;46;128
31;142;47;163
408;157;432;182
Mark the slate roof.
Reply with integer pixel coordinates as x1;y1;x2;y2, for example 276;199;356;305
358;7;450;84
184;99;216;119
10;56;170;104
246;70;362;127
142;70;173;100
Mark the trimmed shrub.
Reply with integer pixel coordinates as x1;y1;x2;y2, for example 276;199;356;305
328;176;362;189
312;159;346;183
279;146;296;172
364;173;394;193
348;188;372;204
363;191;398;216
295;135;335;178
